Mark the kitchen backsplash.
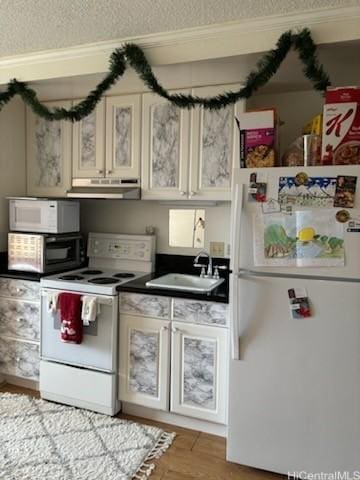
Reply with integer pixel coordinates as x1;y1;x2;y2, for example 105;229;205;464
80;200;231;256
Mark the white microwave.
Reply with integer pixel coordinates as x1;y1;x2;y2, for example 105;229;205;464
9;198;80;234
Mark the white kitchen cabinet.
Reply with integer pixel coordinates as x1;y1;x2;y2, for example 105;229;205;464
190;84;243;200
171;321;228;424
118;315;170;411
141;84;242;201
0;278;40;381
0;298;40;341
73;94;140;181
27;100;72;197
118;292;229;424
141;90;191;199
0;338;39;380
105;94;141;180
72;99;105;178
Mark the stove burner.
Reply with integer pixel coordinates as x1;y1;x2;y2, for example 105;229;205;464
114;273;135;279
59;275;85;280
88;277;119;285
80;269;103;275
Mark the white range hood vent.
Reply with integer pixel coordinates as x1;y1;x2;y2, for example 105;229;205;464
67;178;140;199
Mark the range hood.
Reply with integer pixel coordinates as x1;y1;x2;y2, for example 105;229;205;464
67;178;140;199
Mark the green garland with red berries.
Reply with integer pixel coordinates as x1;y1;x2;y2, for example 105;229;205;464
0;28;331;121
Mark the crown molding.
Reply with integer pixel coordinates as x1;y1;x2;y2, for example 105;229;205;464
0;5;359;84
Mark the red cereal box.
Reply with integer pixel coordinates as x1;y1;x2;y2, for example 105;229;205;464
321;86;360;165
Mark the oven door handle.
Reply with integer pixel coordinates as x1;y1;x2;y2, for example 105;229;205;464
45;234;82;243
41;289;114;306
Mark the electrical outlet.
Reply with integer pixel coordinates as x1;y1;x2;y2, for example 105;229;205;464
210;241;225;257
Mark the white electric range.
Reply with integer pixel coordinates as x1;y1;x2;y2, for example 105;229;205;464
39;232;156;415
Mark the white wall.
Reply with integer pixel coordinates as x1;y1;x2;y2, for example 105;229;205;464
0;99;26;250
80;200;231;257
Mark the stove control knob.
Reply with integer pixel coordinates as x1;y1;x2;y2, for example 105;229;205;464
93;249;98;254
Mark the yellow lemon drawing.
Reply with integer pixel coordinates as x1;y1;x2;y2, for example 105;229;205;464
298;227;315;242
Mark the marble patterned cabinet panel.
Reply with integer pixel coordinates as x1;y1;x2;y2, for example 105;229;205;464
80;110;97;168
0;337;39;380
151;103;180;188
35;117;62;187
201;106;232;188
114;107;131;167
173;299;229;327
0;278;40;301
129;328;159;396
119;293;170;319
0;299;40;341
183;336;216;410
27;101;72;197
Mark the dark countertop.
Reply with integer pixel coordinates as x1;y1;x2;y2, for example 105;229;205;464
0;269;45;282
117;254;230;304
117;272;229;303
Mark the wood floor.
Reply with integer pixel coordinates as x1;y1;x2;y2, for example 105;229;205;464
0;383;284;480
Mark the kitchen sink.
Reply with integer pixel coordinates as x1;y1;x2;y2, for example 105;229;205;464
146;273;224;293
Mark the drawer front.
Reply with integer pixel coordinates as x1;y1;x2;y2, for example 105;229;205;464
0;299;40;341
0;337;39;380
0;278;40;301
120;293;170;319
172;298;229;327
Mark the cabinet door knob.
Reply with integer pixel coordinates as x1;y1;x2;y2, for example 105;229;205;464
189;191;196;197
180;191;186;196
98;169;103;174
161;325;168;331
17;317;24;323
107;169;112;175
171;326;180;333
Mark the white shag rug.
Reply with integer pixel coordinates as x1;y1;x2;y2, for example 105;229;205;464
0;393;175;480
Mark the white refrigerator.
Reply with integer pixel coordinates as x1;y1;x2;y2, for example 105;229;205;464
227;166;360;476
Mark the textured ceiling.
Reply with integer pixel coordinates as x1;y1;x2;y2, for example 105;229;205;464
0;0;359;57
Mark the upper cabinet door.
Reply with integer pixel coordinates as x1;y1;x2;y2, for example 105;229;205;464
27;100;72;197
141;91;190;200
105;94;141;180
72;99;105;178
190;85;244;201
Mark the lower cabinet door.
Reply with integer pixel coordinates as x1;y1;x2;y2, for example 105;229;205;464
0;337;39;380
119;315;170;410
171;321;228;424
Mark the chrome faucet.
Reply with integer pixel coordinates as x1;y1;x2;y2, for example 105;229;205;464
193;250;212;278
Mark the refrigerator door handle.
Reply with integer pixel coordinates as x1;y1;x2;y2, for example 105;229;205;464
230;180;244;360
237;269;360;283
